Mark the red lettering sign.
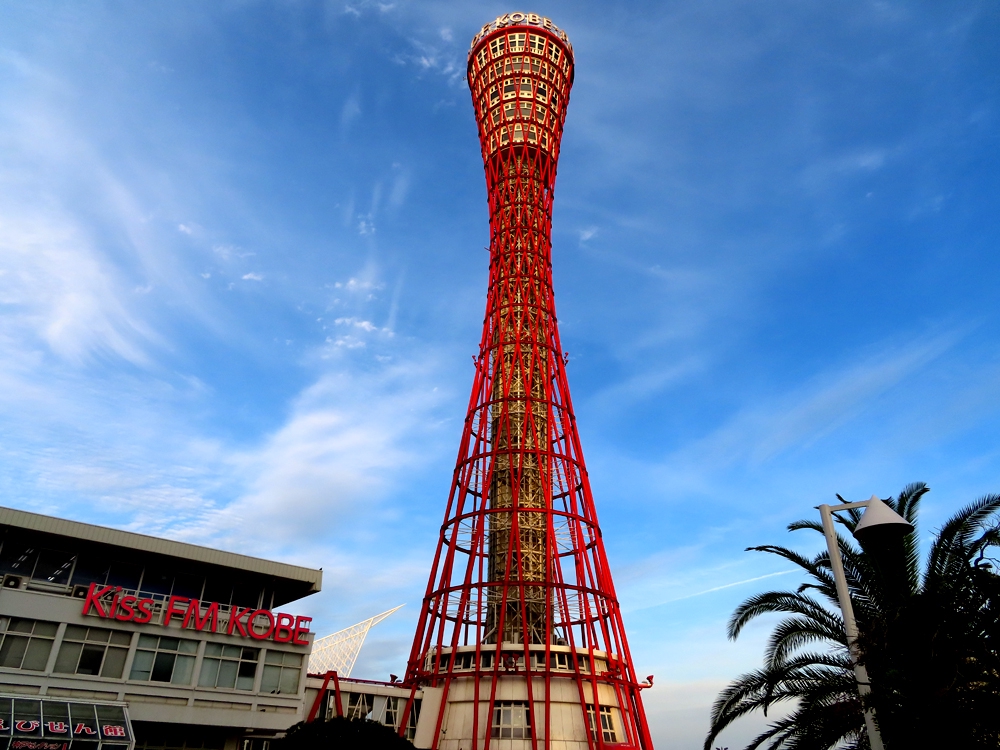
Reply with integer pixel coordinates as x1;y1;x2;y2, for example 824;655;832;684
273;613;294;643
82;583;113;617
164;596;189;626
227;606;252;637
117;595;136;621
44;722;68;734
248;609;275;640
101;726;126;738
73;724;96;736
293;615;312;646
14;721;40;732
81;583;310;644
183;600;219;632
134;597;154;624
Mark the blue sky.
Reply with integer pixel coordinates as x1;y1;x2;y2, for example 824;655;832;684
1;1;998;747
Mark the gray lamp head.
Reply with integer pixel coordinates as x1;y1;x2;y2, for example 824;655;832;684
853;495;914;542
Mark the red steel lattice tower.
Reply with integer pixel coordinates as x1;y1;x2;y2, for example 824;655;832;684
404;12;653;750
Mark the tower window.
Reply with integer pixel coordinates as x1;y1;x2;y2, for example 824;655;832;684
491;701;532;739
528;34;545;54
587;705;618;743
489;37;506;58
509;33;526;52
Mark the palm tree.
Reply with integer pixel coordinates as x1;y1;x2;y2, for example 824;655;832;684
704;482;1000;750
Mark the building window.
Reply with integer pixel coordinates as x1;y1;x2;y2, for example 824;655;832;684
259;651;302;694
54;625;131;678
32;549;76;585
528;34;545;54
346;692;371;720
491;701;532;739
129;634;197;685
199;644;259;691
587;705;618;743
0;617;57;671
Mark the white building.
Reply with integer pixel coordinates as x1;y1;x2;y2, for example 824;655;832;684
0;507;439;750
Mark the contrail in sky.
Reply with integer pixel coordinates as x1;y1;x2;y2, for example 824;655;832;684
672;569;797;602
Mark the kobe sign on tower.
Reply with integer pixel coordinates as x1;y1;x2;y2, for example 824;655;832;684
400;12;654;750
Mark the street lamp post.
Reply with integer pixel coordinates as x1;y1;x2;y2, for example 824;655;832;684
817;495;914;750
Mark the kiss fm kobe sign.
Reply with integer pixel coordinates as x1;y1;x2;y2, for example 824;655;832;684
81;583;312;645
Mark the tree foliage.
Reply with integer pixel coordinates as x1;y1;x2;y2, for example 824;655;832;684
276;716;416;750
705;483;1000;750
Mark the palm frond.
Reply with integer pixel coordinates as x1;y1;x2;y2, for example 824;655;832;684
926;494;1000;585
728;590;840;641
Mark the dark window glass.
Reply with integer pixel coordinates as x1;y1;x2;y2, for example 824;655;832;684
172;573;204;599
231;581;261;609
0;544;38;577
140;566;173;595
202;578;232;606
106;562;141;589
76;645;105;675
70;555;111;587
31;550;75;584
151;652;175;682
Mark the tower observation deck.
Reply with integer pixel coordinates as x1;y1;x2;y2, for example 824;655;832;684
403;12;653;750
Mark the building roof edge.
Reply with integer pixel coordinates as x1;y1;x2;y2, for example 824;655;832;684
0;505;322;591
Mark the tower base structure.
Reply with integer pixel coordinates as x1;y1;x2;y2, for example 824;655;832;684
427;646;628;749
